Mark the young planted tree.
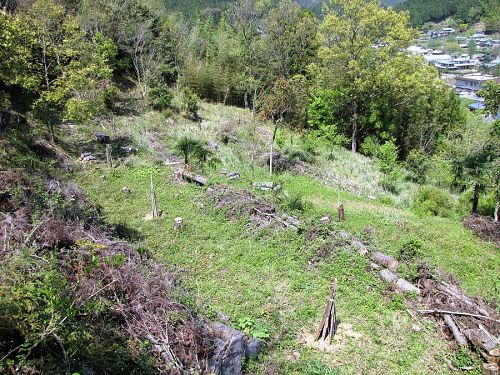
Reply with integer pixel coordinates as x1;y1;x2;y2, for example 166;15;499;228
258;76;308;176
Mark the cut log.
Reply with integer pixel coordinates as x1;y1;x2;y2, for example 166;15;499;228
173;217;183;230
351;240;368;255
395;278;421;295
380;269;398;283
464;327;499;353
483;363;499;375
443;314;467;346
252;181;281;191
182;171;207;186
372;252;399;271
337;204;345;221
368;262;381;271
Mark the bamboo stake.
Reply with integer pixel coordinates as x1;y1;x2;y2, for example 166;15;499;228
150;174;158;218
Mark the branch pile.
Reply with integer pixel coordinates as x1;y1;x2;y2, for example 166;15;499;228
205;185;300;230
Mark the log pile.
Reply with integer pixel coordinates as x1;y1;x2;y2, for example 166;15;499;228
418;276;499;371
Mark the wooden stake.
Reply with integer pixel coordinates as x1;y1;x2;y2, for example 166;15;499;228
106;143;113;167
315;279;337;343
150;174;158;218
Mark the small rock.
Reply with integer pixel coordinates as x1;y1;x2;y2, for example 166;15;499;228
120;146;137;154
245;339;262;359
207;140;219;151
121;187;131;194
363;226;375;235
79;152;97;162
166;117;175;125
95;132;111;144
320;215;330;224
412;324;421;332
227;172;240;181
99;175;105;180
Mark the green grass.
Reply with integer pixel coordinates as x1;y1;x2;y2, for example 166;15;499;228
72;101;497;374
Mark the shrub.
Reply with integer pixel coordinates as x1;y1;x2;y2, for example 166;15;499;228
378;140;399;175
181;88;199;118
282;192;309;212
413;185;454;217
174;136;218;170
148;84;173;111
397;238;423;262
360;136;380;158
405;149;429;183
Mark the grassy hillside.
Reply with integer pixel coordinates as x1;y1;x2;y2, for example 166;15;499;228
73;101;498;374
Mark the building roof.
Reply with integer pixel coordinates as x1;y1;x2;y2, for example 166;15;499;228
456;73;498;83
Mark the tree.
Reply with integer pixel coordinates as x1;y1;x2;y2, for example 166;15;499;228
478;81;500;117
0;9;39;91
258;76;308;175
315;0;415;152
448;114;499;216
264;0;317;80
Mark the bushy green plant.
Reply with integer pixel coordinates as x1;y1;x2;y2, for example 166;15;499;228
413;185;454;217
397;238;423;262
405;149;429;183
148;84;173;111
282;192;309;212
378;140;399;175
181;88;199;118
174;136;218;169
360;136;380;158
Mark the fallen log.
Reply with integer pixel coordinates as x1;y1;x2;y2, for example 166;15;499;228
182;171;207;186
464;326;499;353
372;251;399;271
379;269;398;283
416;310;500;324
379;270;420;294
443;314;467;346
436;283;490;316
395;278;421;295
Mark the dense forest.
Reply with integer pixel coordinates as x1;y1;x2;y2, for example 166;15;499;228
1;0;499;374
396;0;500;29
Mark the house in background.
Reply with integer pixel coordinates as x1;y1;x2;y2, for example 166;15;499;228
454;73;499;92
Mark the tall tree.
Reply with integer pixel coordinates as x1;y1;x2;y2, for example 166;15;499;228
315;0;415;152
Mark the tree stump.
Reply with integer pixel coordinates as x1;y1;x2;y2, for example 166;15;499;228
337;204;345;221
173;217;183;230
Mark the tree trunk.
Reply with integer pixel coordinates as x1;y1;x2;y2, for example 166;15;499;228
269;122;279;177
495;201;499;222
471;183;480;214
351;101;358;153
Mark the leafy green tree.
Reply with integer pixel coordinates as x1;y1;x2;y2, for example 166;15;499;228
264;0;317;79
448;114;499;215
478;81;500;117
315;0;415;152
0;10;39;91
181;88;199;118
